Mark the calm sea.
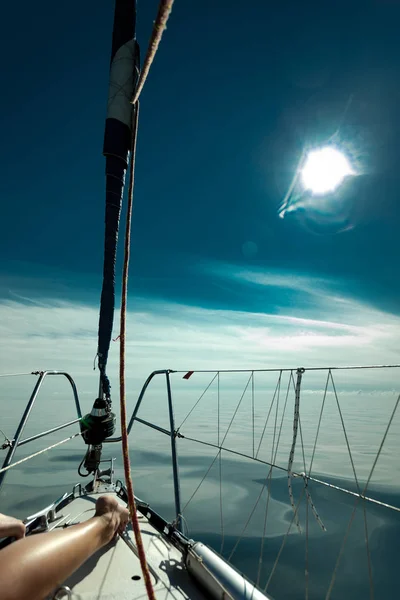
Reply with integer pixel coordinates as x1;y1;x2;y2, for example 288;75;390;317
1;368;399;599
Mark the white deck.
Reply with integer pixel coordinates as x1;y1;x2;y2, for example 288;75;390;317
51;491;207;600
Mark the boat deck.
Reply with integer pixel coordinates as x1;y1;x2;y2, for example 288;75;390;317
49;490;207;600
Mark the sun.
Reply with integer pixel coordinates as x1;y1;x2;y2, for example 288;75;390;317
301;146;354;195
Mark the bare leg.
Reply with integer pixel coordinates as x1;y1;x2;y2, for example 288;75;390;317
0;495;129;600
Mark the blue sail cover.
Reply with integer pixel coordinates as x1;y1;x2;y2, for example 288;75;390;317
98;0;139;399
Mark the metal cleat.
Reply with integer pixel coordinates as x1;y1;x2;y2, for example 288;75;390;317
26;502;60;533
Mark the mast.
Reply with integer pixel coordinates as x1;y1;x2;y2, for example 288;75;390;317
97;0;140;400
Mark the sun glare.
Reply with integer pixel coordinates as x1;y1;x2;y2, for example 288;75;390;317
301;146;354;195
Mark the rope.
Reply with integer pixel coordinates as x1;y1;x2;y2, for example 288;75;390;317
298;416;307;474
119;8;173;596
301;474;326;531
131;0;175;105
0;433;81;474
288;370;325;534
172;513;189;537
298;416;326;532
119;103;155;600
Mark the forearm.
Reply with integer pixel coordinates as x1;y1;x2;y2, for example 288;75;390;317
0;515;114;600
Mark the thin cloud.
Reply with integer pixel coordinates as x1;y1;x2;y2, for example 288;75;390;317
1;288;399;486
0;288;399;377
202;260;331;295
201;260;400;327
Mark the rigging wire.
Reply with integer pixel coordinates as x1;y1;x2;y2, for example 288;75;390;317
181;373;253;514
325;391;400;599
264;487;306;593
180;365;400;573
308;371;330;475
177;372;218;431
131;0;175;105
172;364;400;374
180;434;400;513
287;370;302;533
328;370;374;596
298;414;326;532
251;371;255;458
255;371;282;459
217;372;225;555
256;371;281;587
229;373;292;562
181;364;397;582
0;372;35;377
0;429;11;449
305;487;309;600
0;433;82;474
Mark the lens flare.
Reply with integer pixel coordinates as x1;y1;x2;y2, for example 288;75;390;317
301;146;354;195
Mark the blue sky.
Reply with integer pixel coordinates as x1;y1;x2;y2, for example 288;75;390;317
1;0;400;380
2;8;400;595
